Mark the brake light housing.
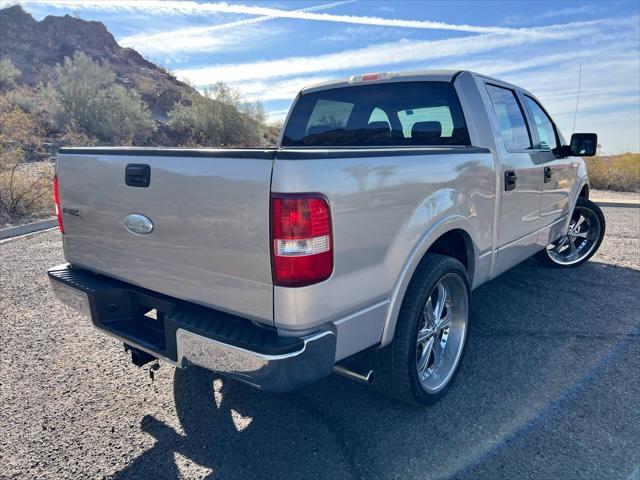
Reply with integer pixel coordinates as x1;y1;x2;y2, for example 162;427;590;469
348;71;396;83
271;194;333;287
53;174;64;234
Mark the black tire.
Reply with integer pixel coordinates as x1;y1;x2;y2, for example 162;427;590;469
537;197;606;268
370;254;470;406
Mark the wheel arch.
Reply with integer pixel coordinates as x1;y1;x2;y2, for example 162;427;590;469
427;229;475;281
562;177;591;234
579;183;590;199
379;216;477;347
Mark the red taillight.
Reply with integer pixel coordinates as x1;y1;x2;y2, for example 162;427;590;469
271;194;333;287
53;175;64;234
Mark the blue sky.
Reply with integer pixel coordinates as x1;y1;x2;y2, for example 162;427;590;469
5;0;640;153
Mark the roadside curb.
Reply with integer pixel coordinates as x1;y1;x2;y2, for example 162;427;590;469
0;218;57;241
591;199;640;208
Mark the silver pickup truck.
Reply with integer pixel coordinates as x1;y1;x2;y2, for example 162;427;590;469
48;70;605;405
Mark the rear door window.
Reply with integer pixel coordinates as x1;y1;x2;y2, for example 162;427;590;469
485;84;531;151
282;81;471;147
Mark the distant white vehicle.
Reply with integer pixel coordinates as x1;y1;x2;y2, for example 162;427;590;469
49;70;604;405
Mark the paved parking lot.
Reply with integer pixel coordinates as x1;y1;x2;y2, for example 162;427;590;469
1;206;639;480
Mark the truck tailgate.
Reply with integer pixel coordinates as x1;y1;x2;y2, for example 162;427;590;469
56;148;276;324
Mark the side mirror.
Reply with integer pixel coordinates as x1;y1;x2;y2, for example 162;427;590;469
569;133;598;157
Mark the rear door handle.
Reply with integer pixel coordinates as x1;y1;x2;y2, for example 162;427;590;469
505;170;517;191
544;166;553;183
125;164;150;187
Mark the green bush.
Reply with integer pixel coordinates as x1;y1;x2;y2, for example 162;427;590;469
206;81;267;123
167;81;265;147
94;84;155;144
1;86;40;114
41;52;155;144
0;58;20;89
585;153;640;192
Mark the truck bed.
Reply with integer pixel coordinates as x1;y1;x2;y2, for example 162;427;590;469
56;148;276;324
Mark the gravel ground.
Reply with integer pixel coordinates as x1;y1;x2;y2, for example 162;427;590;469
1;206;639;480
591;189;640;202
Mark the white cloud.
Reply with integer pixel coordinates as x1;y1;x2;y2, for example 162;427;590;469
538;5;600;19
122;27;247;56
9;0;524;34
174;20;603;85
2;0;357;15
119;1;354;54
230;76;335;102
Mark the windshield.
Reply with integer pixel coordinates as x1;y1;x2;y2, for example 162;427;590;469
282;81;471;147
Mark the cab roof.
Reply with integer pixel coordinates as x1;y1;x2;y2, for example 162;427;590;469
299;69;523;95
300;69;465;94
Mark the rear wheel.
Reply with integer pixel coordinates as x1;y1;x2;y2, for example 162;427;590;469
538;197;605;268
371;254;470;406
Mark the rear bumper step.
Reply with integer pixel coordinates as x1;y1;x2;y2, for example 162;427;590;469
48;264;335;392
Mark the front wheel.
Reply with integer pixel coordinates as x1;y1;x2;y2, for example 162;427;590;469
371;254;470;406
538;196;605;268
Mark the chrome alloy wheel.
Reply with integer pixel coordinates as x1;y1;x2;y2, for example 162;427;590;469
416;273;468;393
546;205;602;266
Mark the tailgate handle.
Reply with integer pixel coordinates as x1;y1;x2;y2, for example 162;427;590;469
125;164;150;187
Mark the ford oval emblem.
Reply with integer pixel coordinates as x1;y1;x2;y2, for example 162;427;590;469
124;214;154;235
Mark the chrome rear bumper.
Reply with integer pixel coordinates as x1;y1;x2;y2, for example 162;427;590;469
48;264;336;392
175;328;335;392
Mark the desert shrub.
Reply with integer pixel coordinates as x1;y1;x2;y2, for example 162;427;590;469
41;52;155;144
0;161;53;222
585;153;640;192
269;119;285;132
206;81;267;124
0;104;41;157
94;84;155;144
0;86;40;114
167;81;264;147
60;127;97;147
135;76;158;97
0;58;20;90
0;105;51;220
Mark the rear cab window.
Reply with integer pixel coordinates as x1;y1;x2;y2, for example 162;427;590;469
282;81;471;147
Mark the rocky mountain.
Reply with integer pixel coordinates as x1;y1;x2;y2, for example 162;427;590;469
0;5;195;120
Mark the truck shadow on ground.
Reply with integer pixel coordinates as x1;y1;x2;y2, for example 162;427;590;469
112;258;640;480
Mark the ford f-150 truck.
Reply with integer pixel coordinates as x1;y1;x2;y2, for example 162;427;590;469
48;70;605;405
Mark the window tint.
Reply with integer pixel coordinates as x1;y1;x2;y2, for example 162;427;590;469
282;81;471;147
524;95;558;150
486;84;531;150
